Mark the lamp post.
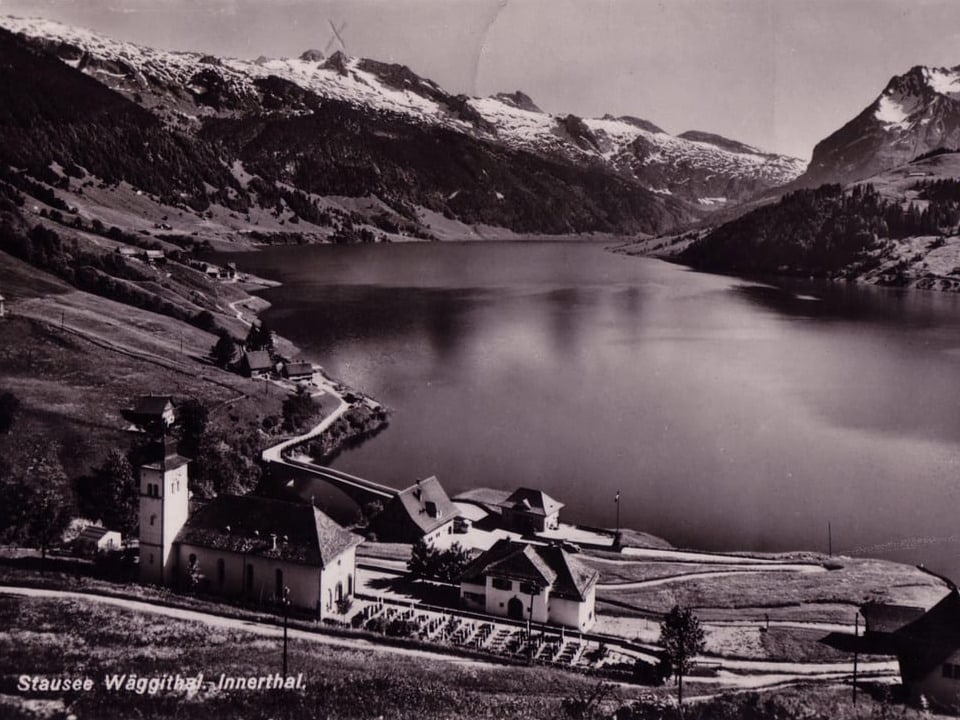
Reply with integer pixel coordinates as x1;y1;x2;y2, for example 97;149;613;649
282;586;291;678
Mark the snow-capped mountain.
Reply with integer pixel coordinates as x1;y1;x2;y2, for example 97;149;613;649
801;65;960;186
1;15;804;209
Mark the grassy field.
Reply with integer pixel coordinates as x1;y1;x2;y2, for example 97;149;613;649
595;555;947;624
0;594;660;720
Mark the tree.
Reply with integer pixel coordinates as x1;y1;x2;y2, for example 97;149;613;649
0;443;73;572
175;397;209;459
282;385;319;432
245;321;274;352
210;330;237;369
658;605;705;707
408;538;434;579
0;391;20;434
92;449;138;535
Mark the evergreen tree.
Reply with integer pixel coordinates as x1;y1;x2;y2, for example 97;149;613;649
210;330;237;368
93;449;138;535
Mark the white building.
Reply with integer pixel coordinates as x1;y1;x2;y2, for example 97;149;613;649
497;488;564;533
137;437;360;617
459;539;599;631
76;525;122;555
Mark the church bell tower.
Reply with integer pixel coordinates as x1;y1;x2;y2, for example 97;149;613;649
138;434;190;585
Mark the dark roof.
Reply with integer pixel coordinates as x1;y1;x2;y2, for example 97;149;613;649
244;350;273;371
386;476;461;535
284;361;313;376
78;525;116;542
175;495;361;567
460;539;598;601
500;487;564;517
130;395;174;416
882;590;960;681
861;602;927;634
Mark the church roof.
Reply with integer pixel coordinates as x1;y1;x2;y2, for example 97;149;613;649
175;495;360;567
499;487;564;517
460;539;598;601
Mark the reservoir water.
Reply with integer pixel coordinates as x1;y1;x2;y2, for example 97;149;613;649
227;241;960;578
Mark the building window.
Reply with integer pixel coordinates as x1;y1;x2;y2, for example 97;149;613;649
217;559;225;587
148;553;154;565
492;577;512;591
149;514;156;527
519;582;541;596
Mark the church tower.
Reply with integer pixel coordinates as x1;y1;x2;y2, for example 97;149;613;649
138;435;190;585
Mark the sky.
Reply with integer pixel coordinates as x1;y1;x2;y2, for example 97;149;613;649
1;0;960;160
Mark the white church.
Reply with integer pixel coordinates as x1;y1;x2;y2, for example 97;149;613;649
138;435;361;616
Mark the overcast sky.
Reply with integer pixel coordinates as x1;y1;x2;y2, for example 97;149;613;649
2;0;959;160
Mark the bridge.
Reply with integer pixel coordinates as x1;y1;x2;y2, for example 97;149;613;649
270;455;398;507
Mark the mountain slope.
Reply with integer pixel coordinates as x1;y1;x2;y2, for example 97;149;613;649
800;65;960;187
677;151;960;291
0;15;805;213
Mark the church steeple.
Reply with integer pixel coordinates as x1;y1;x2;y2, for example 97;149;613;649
138;431;190;585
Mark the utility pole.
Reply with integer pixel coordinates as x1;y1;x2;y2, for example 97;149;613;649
282;586;291;678
615;490;621;534
828;522;832;557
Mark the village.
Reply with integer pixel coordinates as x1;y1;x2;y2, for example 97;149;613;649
26;341;960;716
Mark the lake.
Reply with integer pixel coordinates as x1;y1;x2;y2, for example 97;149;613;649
226;241;960;578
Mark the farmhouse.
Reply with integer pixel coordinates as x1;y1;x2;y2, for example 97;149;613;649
123;395;176;433
498;488;564;533
137;435;360;616
283;361;314;382
370;476;461;544
76;525;122;555
242;350;274;379
459;538;598;631
862;590;960;712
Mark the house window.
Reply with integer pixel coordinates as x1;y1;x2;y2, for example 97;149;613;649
217;559;225;587
492;577;512;591
943;663;960;679
150;514;156;527
519;582;541;596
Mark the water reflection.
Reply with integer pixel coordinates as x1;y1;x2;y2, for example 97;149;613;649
225;243;960;579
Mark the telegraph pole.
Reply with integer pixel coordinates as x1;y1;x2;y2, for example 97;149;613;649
282;586;291;678
615;490;621;534
828;522;832;557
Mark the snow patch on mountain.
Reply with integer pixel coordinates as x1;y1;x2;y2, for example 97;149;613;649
924;67;960;98
875;94;911;129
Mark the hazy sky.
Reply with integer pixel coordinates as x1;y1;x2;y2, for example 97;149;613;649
2;0;960;160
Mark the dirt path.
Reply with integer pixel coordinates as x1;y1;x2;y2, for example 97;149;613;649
596;564;825;591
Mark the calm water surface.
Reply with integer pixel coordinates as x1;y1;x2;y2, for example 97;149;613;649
226;242;960;577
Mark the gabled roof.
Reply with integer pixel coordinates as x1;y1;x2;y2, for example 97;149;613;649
78;525;116;542
500;487;564;517
284;361;313;376
244;350;273;371
175;495;360;567
384;476;461;535
888;590;960;680
129;395;174;416
460;539;598;601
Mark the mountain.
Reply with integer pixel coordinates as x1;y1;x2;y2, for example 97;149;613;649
676;150;960;292
800;65;960;187
0;15;804;216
